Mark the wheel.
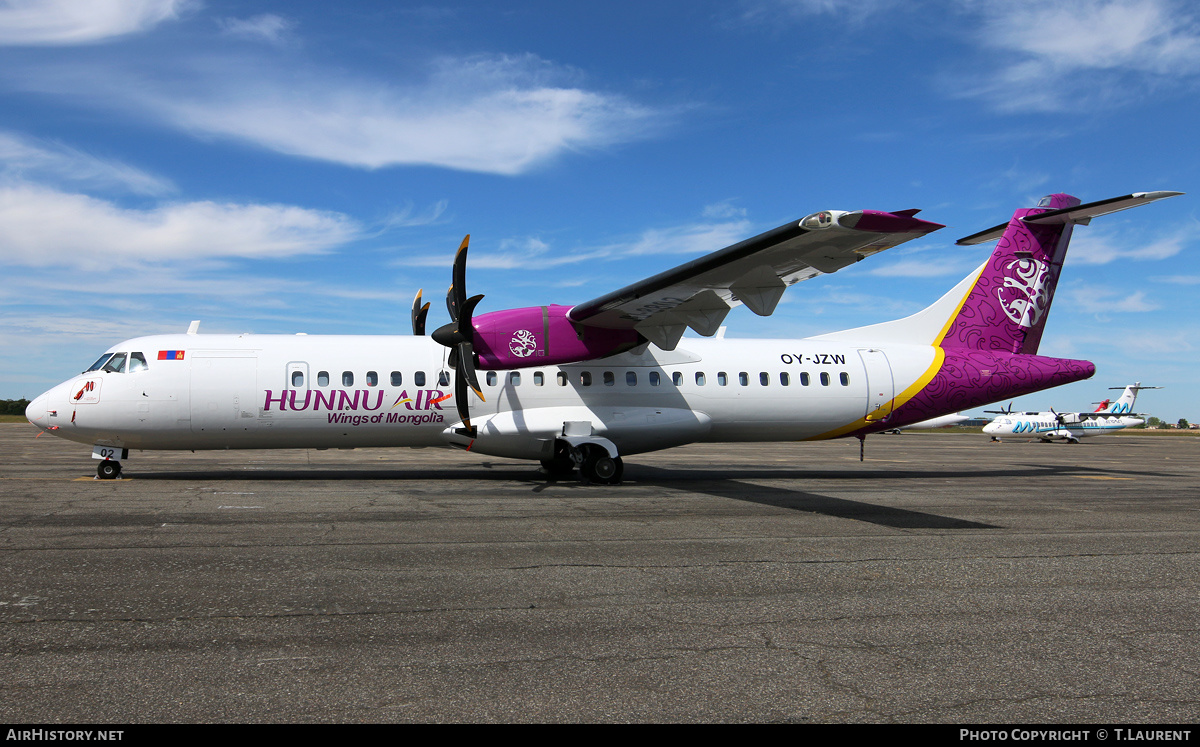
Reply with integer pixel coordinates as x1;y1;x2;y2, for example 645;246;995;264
580;448;623;485
540;441;576;476
97;460;121;480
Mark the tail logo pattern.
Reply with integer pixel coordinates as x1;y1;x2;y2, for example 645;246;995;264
998;258;1053;329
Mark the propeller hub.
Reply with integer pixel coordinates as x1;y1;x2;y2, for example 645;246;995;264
431;322;462;348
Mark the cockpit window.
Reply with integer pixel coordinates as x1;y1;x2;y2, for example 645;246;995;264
102;352;128;373
129;352;148;372
86;353;114;372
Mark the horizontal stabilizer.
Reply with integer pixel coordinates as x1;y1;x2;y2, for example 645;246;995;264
957;191;1183;245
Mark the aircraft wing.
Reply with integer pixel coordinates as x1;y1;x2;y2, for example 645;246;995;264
566;209;944;350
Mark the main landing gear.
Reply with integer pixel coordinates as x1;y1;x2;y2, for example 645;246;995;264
541;441;624;485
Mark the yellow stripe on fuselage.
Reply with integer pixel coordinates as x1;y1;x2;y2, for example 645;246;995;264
933;264;986;347
803;346;946;441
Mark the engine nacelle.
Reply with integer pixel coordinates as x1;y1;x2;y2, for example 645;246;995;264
471;304;641;370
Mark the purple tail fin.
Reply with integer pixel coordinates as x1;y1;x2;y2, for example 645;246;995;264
940;193;1080;355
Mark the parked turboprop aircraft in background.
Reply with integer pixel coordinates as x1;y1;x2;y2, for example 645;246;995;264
982;382;1161;443
26;191;1181;483
882;413;970;433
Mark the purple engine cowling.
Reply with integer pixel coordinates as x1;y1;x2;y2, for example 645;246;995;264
471;304;642;370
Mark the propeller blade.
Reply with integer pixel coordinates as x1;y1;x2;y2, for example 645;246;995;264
454;363;471;431
456;341;484;399
412;289;430;336
458;293;483;332
447;235;470;321
433;235;486;433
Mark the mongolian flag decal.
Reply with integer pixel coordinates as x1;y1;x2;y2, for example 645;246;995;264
157;350;186;360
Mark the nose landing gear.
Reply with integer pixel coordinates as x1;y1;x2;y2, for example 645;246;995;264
96;460;122;479
92;445;128;480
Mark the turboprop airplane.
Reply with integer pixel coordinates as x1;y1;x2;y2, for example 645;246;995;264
982;382;1161;443
882;413;970;434
25;190;1181;483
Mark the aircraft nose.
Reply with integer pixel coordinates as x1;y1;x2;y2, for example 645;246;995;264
25;393;48;428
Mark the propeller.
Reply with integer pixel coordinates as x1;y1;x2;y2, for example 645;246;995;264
411;289;430;336
431;235;486;433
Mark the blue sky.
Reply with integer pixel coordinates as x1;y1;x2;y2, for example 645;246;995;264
1;0;1197;420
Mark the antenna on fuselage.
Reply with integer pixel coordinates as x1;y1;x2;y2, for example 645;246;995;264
187;321;200;335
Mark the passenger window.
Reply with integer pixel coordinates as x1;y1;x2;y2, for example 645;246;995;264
439;371;450;386
800;372;810;386
739;372;748;386
820;372;830;386
487;371;497;386
581;372;592;386
626;371;637;386
390;371;401;386
759;372;769;386
649;371;661;386
366;371;378;387
695;372;706;386
129;352;148;372
415;371;426;386
86;353;114;372
342;371;354;386
557;372;567;386
319;371;330;387
780;372;790;386
534;371;544;386
604;371;615;386
840;372;850;386
102;353;128;373
291;370;304;387
717;372;727;386
672;372;683;386
509;372;521;386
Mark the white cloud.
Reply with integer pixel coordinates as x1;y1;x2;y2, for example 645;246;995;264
18;53;670;175
217;14;294;45
1068;227;1189;265
702;200;747;220
0;0;186;45
1150;274;1200;285
0;182;362;269
868;257;977;278
1064;286;1159;313
962;0;1200;111
0;130;173;195
618;219;753;256
399;212;754;273
739;0;902;23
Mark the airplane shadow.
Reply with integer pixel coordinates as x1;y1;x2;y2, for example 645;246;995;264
120;460;1164;531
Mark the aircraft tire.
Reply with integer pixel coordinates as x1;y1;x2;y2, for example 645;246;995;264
97;460;121;480
581;448;623;485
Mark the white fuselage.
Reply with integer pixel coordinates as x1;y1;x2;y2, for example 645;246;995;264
27;332;938;460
